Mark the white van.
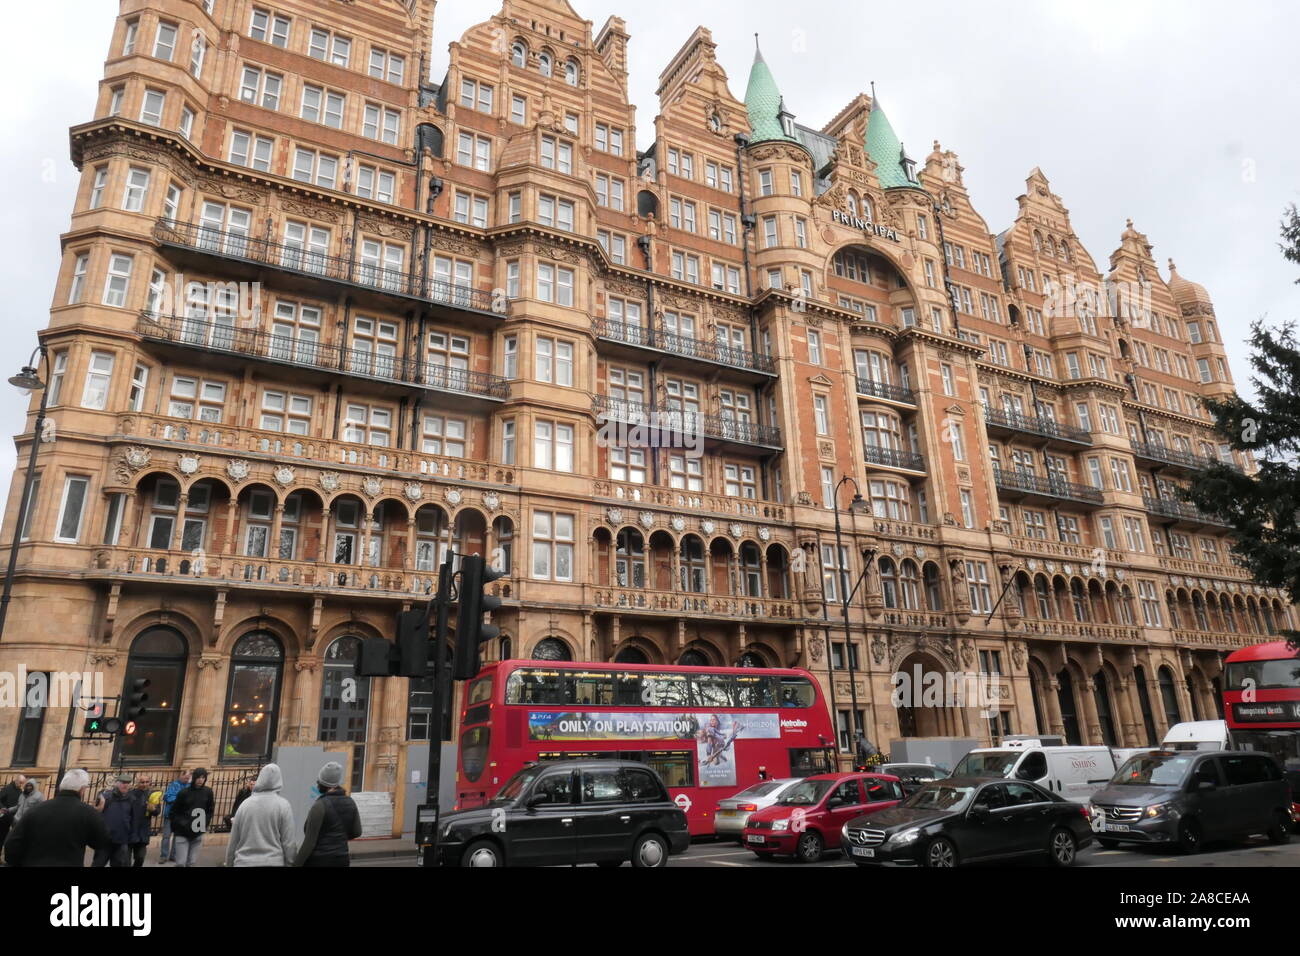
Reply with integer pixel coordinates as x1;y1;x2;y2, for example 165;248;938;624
952;740;1117;802
1162;719;1232;751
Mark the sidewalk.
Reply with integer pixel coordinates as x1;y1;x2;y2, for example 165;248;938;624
101;833;420;867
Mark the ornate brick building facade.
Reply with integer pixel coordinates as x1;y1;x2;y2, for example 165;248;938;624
2;0;1292;795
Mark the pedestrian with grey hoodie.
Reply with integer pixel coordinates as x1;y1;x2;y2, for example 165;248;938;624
224;764;297;867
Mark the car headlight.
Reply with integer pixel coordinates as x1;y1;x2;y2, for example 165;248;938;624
772;819;790;831
1145;803;1172;819
888;827;920;846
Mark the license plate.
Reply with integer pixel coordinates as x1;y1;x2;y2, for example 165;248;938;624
746;834;764;844
850;847;875;858
717;810;737;818
1100;822;1131;833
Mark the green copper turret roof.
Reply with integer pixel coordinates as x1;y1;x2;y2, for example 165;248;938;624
866;92;923;190
744;37;798;144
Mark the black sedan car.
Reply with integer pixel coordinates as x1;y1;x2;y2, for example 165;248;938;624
433;759;690;867
841;776;1093;867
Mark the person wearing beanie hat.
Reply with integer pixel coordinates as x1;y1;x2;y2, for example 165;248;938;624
169;767;214;866
294;761;361;867
3;768;110;867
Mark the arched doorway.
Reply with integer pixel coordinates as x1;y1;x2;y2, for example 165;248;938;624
115;626;188;765
895;653;966;739
1133;666;1158;745
319;635;370;790
1092;671;1117;746
220;631;284;764
532;637;572;661
1056;668;1082;745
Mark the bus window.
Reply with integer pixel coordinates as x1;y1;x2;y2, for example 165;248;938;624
620;671;690;707
641;751;694;788
789;747;833;776
461;726;490;782
467;675;493;705
692;674;742;707
735;674;778;707
572;671;616;705
779;676;816;708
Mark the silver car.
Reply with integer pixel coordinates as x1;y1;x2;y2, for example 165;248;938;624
713;779;803;839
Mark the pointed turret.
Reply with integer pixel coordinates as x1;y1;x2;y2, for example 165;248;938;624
865;90;922;190
744;36;798;144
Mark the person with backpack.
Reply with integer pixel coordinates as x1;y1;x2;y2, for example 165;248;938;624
294;762;361;867
157;769;190;864
169;768;214;867
225;764;297;867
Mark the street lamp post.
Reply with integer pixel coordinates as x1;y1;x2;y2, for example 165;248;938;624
0;345;50;641
832;475;871;764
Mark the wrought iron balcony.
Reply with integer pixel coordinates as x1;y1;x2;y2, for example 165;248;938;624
592;318;776;376
1143;495;1229;528
1130;440;1242;475
137;311;509;400
992;466;1104;505
855;377;917;406
982;405;1091;447
592;394;783;449
153;218;505;316
863;444;925;472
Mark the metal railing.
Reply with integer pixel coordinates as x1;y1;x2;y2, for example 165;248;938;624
992;467;1104;504
982;405;1091;445
155;218;504;315
1130;440;1242;474
855;377;917;405
592;394;783;447
1143;495;1228;526
138;311;509;399
592;318;776;375
863;445;925;472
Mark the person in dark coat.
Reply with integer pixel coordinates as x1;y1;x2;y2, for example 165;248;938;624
294;762;361;867
0;774;25;856
169;768;214;866
93;775;139;867
127;774;157;868
228;775;256;826
3;769;110;867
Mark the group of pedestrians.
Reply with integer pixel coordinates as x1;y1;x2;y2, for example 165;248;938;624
1;761;362;868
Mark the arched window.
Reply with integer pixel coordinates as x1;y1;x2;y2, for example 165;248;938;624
737;651;765;668
615;645;648;665
1220;596;1236;631
899;560;920;610
1070;580;1089;622
537;52;552;77
860;195;874;222
1093;671;1116;746
1035;577;1052;618
616;529;645;588
1056;669;1081;745
740;543;762;597
680;536;706;593
678;648;709;667
116;626;188;764
492;516;513;576
1133;666;1158;746
1192;593;1210;630
1157;666;1182;728
511;41;527;68
847;192;858;217
879;557;898;609
709;112;723;133
564;58;579;85
923;562;944;611
221;631;284;763
532;637;571;661
320;636;369;790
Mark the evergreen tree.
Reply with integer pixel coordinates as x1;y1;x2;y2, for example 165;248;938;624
1184;205;1300;647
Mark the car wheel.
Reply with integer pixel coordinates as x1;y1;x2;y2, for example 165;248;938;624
596;860;623;868
924;837;957;868
630;832;669;868
1268;810;1291;845
1097;838;1122;849
1177;819;1202;855
462;839;503;868
795;830;824;863
1048;827;1077;867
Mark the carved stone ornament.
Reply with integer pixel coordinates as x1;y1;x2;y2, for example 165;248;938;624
178;454;200;475
1012;642;1027;670
758;527;771;541
808;634;824;663
892;543;905;557
915;546;926;559
404;481;423;502
126;446;151;470
318;471;341;493
226;459;250;483
701;520;716;536
729;523;743;539
671;516;686;533
483;492;500;511
363;476;383;498
444;487;463;506
639;511;655;530
273;466;295;487
606;507;624;525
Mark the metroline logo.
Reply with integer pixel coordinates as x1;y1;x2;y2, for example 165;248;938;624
780;719;807;730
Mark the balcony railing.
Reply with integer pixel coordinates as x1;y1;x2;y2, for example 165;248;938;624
992;467;1104;504
592;395;783;448
1172;629;1257;651
1143;495;1229;527
591;585;799;621
1130;440;1243;474
154;218;504;315
863;445;925;472
591;479;788;522
1019;619;1145;643
592;318;776;375
855;377;917;406
982;405;1091;445
138;311;509;400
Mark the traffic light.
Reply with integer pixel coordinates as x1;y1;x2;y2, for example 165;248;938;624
82;700;105;735
452;553;505;680
356;637;396;678
396;608;430;678
125;678;150;720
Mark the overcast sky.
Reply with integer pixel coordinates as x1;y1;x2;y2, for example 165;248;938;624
1;0;1297;489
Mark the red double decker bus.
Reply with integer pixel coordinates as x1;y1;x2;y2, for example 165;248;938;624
455;660;836;836
1224;640;1300;763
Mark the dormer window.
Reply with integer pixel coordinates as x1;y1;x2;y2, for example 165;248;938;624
511;41;527;68
564;59;579;85
901;152;918;184
538;52;552;77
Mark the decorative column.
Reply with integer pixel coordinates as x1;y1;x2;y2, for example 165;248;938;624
167;493;189;551
1044;677;1066;738
118;491;138;550
1113;677;1139;746
270;504;285;563
1124;675;1150;745
223;498;239;555
183;656;226;766
320;507;335;565
288;656;322;744
1079;677;1103;745
404;519;416;571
